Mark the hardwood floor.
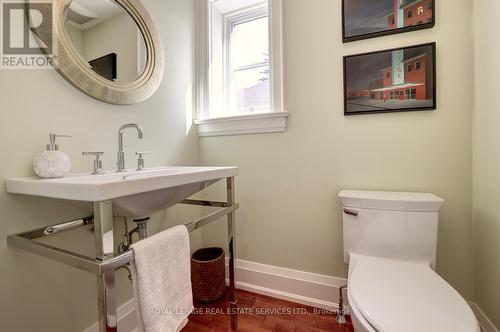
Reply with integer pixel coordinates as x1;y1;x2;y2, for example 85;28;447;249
183;289;354;332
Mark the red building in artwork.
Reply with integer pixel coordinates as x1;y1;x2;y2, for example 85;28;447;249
370;52;433;101
347;89;370;99
387;13;396;30
385;0;433;29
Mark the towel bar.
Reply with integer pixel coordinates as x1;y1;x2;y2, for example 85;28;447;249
7;203;239;275
7;176;239;332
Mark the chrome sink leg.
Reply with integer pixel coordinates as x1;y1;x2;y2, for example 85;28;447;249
97;271;117;332
94;201;114;260
227;177;238;330
94;201;117;332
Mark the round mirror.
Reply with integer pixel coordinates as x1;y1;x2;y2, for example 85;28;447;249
28;0;164;104
64;0;147;84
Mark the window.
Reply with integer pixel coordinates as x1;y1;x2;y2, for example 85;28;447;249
417;6;424;15
405;89;410;99
407;64;413;72
416;61;421;70
386;72;391;78
195;0;287;137
428;2;433;10
407;10;413;18
391;17;395;25
227;12;270;114
411;88;417;99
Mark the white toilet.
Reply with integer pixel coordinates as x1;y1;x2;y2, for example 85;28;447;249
338;190;480;332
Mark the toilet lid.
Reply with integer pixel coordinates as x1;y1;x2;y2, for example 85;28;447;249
349;256;479;332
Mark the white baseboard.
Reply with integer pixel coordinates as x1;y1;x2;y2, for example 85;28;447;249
469;302;500;332
84;299;137;332
228;259;348;310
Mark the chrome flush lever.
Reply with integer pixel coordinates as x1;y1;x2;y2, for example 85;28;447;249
135;151;151;171
343;208;359;217
82;152;105;175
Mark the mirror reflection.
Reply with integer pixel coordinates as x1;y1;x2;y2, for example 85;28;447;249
65;0;147;83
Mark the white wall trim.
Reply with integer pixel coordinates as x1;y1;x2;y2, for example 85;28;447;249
469;302;500;332
195;111;289;137
194;0;210;120
269;0;284;117
83;299;137;332
228;258;348;310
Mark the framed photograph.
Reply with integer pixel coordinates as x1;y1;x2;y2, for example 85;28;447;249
342;0;435;43
344;42;436;116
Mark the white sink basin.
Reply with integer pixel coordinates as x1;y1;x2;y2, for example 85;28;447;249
6;167;238;217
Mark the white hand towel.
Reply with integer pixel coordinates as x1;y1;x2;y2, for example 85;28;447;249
131;225;193;332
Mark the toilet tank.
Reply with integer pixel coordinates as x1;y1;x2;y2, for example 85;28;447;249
339;190;444;269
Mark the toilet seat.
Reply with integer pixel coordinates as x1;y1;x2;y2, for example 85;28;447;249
348;255;480;332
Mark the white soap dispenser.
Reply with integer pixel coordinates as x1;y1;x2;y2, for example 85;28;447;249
33;134;72;178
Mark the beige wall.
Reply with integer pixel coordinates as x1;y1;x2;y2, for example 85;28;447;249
473;0;500;328
200;0;476;299
0;0;199;331
82;14;143;83
68;25;84;54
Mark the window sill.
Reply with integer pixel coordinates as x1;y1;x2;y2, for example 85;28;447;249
195;112;289;137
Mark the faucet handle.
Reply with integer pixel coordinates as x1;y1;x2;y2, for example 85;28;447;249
82;152;104;175
135;151;151;171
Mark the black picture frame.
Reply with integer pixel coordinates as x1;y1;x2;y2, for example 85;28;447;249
342;0;435;43
343;42;436;116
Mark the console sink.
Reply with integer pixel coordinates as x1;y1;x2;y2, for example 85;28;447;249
6;167;238;217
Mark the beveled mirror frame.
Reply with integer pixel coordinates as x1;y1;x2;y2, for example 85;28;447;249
27;0;165;104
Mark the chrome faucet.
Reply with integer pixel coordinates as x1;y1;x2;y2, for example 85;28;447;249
117;124;143;172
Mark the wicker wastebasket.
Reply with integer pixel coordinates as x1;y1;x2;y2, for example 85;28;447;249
191;247;226;302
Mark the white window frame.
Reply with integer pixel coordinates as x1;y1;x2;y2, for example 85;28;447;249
194;0;287;137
